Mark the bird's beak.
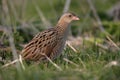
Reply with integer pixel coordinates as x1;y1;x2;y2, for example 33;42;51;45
72;16;80;20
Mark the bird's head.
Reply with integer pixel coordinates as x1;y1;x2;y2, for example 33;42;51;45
59;12;80;23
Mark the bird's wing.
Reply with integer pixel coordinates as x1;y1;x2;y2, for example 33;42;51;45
21;28;58;61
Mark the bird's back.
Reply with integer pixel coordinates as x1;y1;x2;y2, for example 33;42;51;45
21;28;59;61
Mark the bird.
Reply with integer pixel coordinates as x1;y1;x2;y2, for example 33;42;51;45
21;12;79;62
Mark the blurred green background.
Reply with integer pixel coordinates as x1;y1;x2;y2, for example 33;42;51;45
0;0;120;80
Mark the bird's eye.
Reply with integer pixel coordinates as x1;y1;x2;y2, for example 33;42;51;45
68;14;72;17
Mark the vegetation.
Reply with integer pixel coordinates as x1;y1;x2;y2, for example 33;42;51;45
0;0;120;80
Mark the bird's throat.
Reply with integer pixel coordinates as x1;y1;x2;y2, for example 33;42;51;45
55;20;70;35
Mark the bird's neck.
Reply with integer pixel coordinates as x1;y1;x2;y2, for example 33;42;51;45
55;20;70;35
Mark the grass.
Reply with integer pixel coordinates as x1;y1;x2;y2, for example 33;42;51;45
0;47;120;80
0;0;120;80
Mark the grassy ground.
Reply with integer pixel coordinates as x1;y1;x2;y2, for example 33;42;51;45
0;0;120;80
0;48;120;80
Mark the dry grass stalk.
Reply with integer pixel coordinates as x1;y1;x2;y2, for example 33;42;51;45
63;0;71;13
1;55;25;70
2;54;62;71
33;1;52;28
66;41;78;53
104;61;119;68
44;54;62;71
19;55;25;70
63;58;79;67
87;0;119;51
2;59;19;68
106;36;120;50
87;0;105;32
